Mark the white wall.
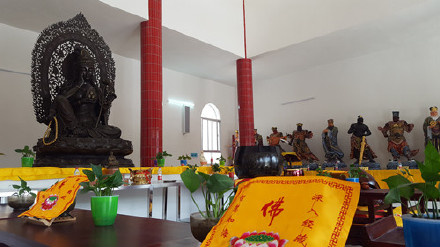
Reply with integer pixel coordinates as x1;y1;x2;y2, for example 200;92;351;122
162;68;237;166
254;33;440;167
0;23;238;167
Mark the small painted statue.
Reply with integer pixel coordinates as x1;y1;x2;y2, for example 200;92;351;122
254;129;263;146
423;106;440;150
267;127;284;147
378;111;419;160
322;119;344;162
290;123;319;162
348;116;377;163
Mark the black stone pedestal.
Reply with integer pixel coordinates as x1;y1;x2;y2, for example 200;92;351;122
33;137;134;167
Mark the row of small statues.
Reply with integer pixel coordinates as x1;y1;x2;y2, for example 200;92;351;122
249;108;440;165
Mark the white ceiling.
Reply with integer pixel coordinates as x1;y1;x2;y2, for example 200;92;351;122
0;0;438;86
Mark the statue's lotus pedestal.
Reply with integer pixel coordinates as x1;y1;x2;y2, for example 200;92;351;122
33;137;133;167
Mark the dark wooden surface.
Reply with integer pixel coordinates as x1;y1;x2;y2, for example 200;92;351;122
347;189;407;246
0;204;22;220
0;209;200;247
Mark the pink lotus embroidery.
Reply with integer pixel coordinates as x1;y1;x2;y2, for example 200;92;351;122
229;231;288;247
41;194;59;211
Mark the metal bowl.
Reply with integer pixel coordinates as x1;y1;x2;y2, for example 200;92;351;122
7;194;36;211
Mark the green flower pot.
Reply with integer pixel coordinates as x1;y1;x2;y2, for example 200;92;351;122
91;196;119;226
21;157;34;167
157;158;165;167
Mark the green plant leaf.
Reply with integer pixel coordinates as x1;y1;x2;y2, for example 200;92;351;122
415;183;440;200
419;142;440;183
12;185;20;189
91;164;103;180
207;174;234;193
19;176;26;188
111;171;124;188
197;172;210;183
384;187;402;204
383;174;415;200
383;174;411;189
180;169;202;193
83;169;96;183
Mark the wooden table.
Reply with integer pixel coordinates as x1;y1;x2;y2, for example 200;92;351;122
0;209;200;247
0;204;22;220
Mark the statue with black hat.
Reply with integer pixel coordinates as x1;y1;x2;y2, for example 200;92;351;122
348;116;379;169
378;111;419;164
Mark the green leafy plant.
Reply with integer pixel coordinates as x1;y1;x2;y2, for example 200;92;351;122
11;177;36;197
223;166;234;173
80;164;124;196
187;164;199;171
384;141;440;219
217;155;226;162
178;154;192;160
348;164;365;178
14;145;35;158
316;167;332;177
212;163;222;173
156;151;172;160
180;168;235;219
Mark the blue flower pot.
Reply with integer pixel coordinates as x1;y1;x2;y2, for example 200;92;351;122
345;177;359;183
402;214;440;247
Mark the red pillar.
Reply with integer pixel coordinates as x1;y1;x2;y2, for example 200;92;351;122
140;0;162;166
236;58;255;146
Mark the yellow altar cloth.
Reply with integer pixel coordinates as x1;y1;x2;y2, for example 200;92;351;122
202;176;360;247
0;166;226;181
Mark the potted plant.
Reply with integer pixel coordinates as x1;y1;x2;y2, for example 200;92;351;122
79;164;123;226
180;167;235;242
8;177;36;211
177;154;192;166
383;142;440;247
15;145;35;167
156;151;172;167
346;164;364;182
316;167;332;177
217;155;226;166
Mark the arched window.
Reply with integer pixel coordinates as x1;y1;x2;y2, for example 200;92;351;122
201;103;221;164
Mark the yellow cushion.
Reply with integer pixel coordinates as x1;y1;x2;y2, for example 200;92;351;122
202;176;360;247
19;175;88;220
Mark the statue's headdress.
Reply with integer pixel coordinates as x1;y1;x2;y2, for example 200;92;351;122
31;13;115;123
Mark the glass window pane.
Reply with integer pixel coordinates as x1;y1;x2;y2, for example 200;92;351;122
208;121;213;150
201;104;221;153
212;122;218;150
202;119;208;150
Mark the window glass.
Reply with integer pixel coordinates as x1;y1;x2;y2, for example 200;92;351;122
201;104;221;164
